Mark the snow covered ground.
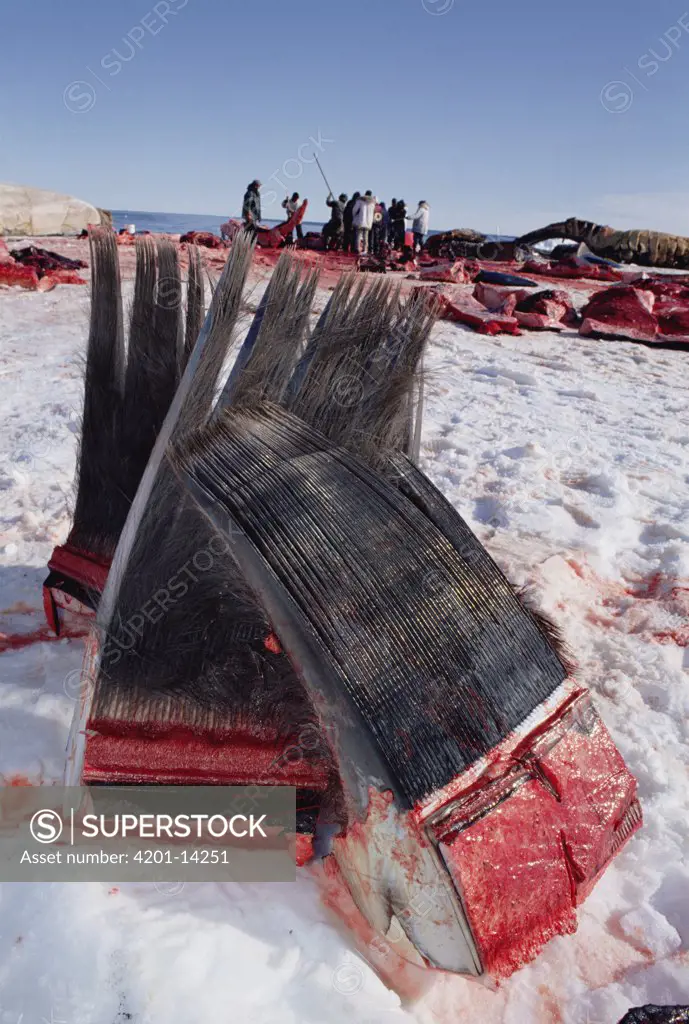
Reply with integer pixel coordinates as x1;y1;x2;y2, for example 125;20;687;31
1;268;688;1023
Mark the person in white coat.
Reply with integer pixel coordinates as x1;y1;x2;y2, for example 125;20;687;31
281;191;303;244
409;201;430;252
352;190;377;254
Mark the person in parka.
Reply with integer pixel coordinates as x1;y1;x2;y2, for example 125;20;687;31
352;190;377;254
409;201;430;252
242;180;262;229
371;201;387;255
343;192;360;253
323;193;347;250
382;201;392;244
392;199;407;249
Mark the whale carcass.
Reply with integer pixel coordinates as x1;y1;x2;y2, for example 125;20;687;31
516;216;689;270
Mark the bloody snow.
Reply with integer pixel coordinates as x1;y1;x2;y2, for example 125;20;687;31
1;237;688;1024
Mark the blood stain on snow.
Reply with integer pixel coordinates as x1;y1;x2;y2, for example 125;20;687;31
652;626;689;647
1;601;36;615
0;625;82;653
0;778;42;823
537;984;564;1024
607;914;655;964
563;559;689;647
573;927;648;990
565;558;587;580
625;572;665;600
3;775;33;786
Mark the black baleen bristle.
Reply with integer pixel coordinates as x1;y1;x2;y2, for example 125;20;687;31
184;244;205;367
174;403;567;809
68;232;202;563
69;228;128;560
91;266;431;773
121;237;183;502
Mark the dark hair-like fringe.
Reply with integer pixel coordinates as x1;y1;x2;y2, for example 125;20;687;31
184;244;204;368
69;228;127;559
512;583;575;675
97;232;258;635
94;237;317;742
120;237;183;504
171;231;255;442
218;251;319;409
68;232;203;562
285;276;434;469
91;254;433;756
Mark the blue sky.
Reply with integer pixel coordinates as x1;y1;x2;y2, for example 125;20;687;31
2;0;689;234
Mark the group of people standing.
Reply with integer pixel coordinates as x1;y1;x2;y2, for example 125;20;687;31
323;193;430;255
240;177;431;255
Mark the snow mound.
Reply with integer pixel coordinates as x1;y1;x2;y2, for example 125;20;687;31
0;183;104;236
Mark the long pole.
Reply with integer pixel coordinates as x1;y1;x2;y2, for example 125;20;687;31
313;152;335;197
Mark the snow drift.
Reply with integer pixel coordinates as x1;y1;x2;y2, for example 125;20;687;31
0;182;107;236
